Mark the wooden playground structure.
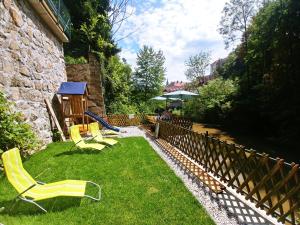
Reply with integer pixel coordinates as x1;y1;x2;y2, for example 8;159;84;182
57;82;90;134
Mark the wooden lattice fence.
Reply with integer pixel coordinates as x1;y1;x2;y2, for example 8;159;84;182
160;116;193;130
107;114;145;127
158;120;300;225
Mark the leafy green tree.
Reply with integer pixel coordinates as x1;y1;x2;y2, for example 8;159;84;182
184;78;238;122
64;0;119;59
217;0;300;149
219;0;258;49
184;51;211;83
105;56;133;113
132;46;166;102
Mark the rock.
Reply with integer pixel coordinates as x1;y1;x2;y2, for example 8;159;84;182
11;75;24;87
21;89;42;102
19;66;30;76
3;0;11;9
18;101;31;110
11;52;20;60
27;28;33;38
23;79;33;88
34;81;43;90
3;61;14;72
9;40;19;50
30;112;39;121
0;73;10;86
35;62;43;73
42;83;48;91
47;63;53;69
33;73;41;80
8;87;20;100
21;37;30;46
9;7;23;27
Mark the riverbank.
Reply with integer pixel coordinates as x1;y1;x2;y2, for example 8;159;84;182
192;123;296;163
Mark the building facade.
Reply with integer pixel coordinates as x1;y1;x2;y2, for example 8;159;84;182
0;0;70;143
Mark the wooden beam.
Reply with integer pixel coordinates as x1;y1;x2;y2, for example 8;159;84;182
45;99;66;141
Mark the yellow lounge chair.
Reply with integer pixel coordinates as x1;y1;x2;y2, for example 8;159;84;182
89;122;118;146
2;148;101;212
69;125;106;151
101;129;119;136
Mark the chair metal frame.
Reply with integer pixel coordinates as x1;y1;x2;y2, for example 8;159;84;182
12;180;101;213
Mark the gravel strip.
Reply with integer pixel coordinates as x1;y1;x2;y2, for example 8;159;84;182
119;127;277;225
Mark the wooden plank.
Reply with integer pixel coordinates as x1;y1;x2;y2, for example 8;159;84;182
256;164;298;208
44;99;66;142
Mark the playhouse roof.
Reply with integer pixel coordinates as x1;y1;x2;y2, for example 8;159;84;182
57;82;88;95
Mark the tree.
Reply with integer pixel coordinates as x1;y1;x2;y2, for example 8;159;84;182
109;0;135;41
184;78;238;122
64;0;119;59
219;0;259;49
132;46;166;102
184;52;211;87
217;0;300;150
104;56;133;113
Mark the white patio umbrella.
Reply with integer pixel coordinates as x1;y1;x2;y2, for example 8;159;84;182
162;90;198;100
151;96;167;101
151;96;179;101
162;90;199;115
150;96;179;109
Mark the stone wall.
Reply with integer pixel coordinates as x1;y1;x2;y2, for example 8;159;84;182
66;54;106;116
0;0;67;143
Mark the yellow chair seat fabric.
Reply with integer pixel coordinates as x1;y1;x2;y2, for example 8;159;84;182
70;125;106;151
101;130;119;136
89;122;118;146
1;148;87;201
23;180;86;201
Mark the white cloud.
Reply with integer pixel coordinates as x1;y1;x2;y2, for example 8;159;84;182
117;0;231;82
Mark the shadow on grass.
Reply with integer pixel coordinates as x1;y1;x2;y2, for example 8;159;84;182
0;197;82;216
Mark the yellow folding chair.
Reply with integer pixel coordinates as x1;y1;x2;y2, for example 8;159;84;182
89;122;118;146
1;148;101;212
101;129;119;136
69;125;106;151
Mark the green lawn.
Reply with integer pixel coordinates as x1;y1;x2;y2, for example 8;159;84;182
0;137;214;225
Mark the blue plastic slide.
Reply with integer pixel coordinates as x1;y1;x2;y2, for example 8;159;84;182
85;111;120;132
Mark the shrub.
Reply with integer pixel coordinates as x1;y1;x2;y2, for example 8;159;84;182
184;77;238;123
65;56;88;65
108;101;139;114
0;92;39;156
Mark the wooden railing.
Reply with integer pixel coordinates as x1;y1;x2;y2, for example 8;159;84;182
158;120;300;225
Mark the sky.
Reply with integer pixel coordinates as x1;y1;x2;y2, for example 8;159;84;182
115;0;231;82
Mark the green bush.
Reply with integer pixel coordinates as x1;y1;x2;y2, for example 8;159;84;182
107;97;165;115
108;101;139;114
65;55;88;65
184;77;238;123
0;92;39;156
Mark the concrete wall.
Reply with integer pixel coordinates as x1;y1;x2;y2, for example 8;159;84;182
66;54;106;116
0;0;67;143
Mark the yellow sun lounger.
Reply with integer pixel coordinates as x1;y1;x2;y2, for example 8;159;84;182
70;125;106;151
101;129;119;136
2;148;101;212
89;122;118;146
